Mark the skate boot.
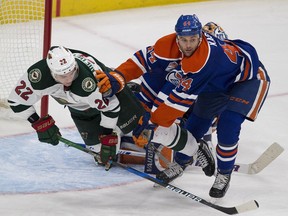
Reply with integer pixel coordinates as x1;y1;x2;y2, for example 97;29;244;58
196;140;215;177
85;145;102;165
156;162;183;183
93;155;103;166
209;172;231;198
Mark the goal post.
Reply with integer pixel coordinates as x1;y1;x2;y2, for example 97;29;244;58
41;0;53;117
0;0;52;119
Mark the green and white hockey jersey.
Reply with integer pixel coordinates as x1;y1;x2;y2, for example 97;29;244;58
8;48;120;130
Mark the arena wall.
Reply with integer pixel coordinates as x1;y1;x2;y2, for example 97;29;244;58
52;0;210;17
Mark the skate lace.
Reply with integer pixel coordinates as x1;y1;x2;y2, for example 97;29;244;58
212;173;230;190
197;148;209;168
162;163;183;178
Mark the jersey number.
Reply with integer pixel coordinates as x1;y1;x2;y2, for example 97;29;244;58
221;43;239;64
94;98;109;109
147;46;157;64
15;80;33;101
180;78;193;91
175;72;193;91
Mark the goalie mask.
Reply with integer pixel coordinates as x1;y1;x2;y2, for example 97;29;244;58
46;46;78;81
203;22;228;40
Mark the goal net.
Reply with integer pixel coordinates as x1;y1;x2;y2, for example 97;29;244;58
0;0;51;119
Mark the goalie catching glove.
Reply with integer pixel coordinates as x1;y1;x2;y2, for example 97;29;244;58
95;70;125;97
132;112;157;148
31;115;61;145
99;132;118;171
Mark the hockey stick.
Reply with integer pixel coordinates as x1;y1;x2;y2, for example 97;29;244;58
122;140;284;175
233;142;284;174
62;139;146;157
65;140;284;174
194;142;284;174
59;136;259;215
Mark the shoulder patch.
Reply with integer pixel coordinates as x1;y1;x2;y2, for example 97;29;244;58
82;77;96;92
28;68;42;83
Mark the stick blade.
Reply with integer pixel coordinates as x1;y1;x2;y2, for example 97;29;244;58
249;142;284;174
213;200;259;215
235;200;259;214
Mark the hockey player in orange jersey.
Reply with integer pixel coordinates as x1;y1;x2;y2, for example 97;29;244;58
96;15;270;198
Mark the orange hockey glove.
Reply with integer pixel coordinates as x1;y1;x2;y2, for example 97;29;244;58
95;70;125;97
132;112;157;148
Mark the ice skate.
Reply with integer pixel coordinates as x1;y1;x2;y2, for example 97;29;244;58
209;172;231;198
196;140;215;177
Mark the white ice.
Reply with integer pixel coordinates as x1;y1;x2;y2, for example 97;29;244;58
0;0;287;215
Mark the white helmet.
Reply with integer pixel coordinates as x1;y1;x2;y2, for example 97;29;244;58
46;46;77;76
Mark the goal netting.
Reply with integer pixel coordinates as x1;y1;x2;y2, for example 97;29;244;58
0;0;49;119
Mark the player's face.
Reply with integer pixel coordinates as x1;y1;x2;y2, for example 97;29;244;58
53;66;78;86
177;35;201;57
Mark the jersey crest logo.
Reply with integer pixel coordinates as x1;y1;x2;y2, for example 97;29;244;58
166;70;193;91
166;70;181;86
82;77;96;92
28;68;42;83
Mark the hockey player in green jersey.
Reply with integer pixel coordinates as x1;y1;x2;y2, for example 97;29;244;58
8;46;143;169
8;45;215;179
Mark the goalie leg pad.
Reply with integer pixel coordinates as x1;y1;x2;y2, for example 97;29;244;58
144;143;164;174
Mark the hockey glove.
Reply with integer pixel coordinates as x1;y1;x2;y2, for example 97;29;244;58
99;132;118;171
132;112;157;148
32;115;60;145
95;70;125;98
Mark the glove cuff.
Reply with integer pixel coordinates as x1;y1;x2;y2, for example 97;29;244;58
28;113;40;123
99;133;118;146
110;71;125;93
32;115;55;132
